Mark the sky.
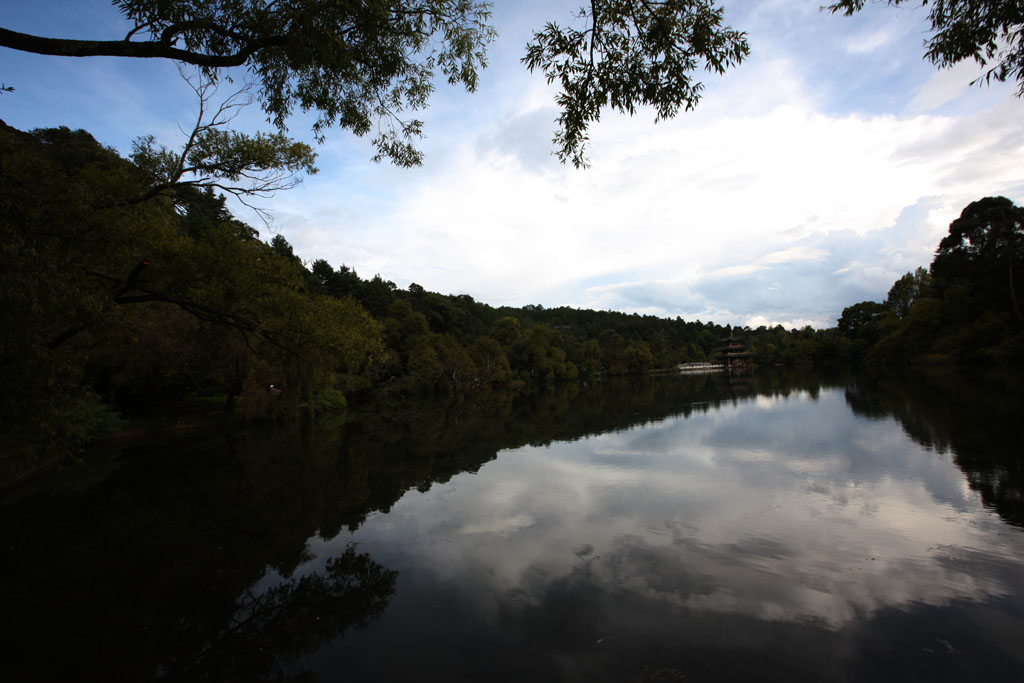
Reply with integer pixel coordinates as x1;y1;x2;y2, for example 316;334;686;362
3;1;1024;329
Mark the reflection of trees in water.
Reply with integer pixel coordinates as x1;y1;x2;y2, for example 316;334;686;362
1;480;397;682
161;546;397;683
5;366;970;680
499;367;836;441
0;424;402;682
844;371;1024;528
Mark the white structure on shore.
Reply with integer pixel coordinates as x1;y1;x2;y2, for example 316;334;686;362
677;362;724;374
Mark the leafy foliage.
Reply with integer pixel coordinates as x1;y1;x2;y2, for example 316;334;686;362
838;301;890;337
0;121;382;480
117;0;496;165
886;266;931;318
1;1;754;166
932;196;1024;322
129;74;317;221
828;1;1024;94
835;196;1024;366
523;0;749;167
6;1;1024;168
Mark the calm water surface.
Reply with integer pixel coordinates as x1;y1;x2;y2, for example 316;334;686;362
3;370;1023;681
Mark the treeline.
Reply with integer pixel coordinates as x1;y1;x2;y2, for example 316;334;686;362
304;259;822;394
3;122;1021;482
0;122;814;480
826;197;1024;366
297;197;1024;380
1;122;383;481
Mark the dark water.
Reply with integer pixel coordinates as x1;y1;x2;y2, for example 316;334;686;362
2;369;1024;682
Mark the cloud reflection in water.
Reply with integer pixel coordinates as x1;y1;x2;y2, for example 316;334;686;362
308;386;1024;680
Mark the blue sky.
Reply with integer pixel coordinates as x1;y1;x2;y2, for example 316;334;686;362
3;1;1023;328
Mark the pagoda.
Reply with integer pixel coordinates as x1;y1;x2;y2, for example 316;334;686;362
716;335;754;373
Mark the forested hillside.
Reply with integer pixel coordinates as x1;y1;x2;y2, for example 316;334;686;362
2;122;1021;484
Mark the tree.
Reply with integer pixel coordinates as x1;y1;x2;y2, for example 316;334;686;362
1;0;495;166
828;1;1024;95
931;196;1024;323
0;120;388;476
0;1;750;167
311;260;362;299
490;316;521;346
128;73;318;220
837;301;890;338
467;335;511;386
580;338;602;374
6;2;1022;167
524;0;749;167
885;266;931;318
623;340;656;374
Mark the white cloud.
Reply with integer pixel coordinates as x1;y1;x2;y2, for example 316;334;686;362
844;25;900;55
292;52;1023;326
747;315;819;330
6;0;1024;328
911;59;991;111
709;264;767;279
757;246;831;265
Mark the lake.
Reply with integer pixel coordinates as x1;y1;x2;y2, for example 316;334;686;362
2;369;1023;681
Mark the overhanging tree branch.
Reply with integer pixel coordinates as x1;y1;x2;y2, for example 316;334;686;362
523;0;749;167
1;1;497;166
828;1;1024;96
49;259;308;360
0;26;282;67
125;70;317;223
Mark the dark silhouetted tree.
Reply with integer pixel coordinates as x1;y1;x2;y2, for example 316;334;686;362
886;266;931;318
837;301;890;338
931;196;1024;324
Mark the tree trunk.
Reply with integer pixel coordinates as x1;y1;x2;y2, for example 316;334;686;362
1010;261;1023;326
